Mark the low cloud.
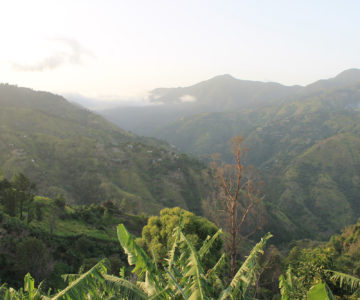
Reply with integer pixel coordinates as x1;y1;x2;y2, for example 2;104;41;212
13;38;94;72
179;94;197;103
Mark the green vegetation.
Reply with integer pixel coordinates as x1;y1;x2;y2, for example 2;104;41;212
0;173;147;290
3;71;360;298
137;207;223;270
2;177;360;299
280;220;360;299
0;84;213;215
105;74;360;242
0;222;272;299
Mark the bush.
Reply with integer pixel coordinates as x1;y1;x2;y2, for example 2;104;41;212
55;194;66;209
15;237;53;282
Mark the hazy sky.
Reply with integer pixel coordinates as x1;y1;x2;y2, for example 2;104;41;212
1;0;360;101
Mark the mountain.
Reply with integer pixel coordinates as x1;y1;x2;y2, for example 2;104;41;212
147;74;301;108
0;84;213;215
100;74;302;135
305;68;360;92
99;69;360;241
100;69;360;137
152;83;360;240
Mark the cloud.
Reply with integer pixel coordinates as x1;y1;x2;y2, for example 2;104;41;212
179;94;197;103
12;38;94;72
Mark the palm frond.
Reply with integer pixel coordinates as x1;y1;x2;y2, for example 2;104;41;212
165;269;189;300
219;232;272;300
180;231;208;300
51;259;107;300
117;224;157;276
166;225;182;270
102;274;148;299
278;275;290;300
198;229;223;259
117;224;165;296
325;269;360;291
206;253;225;280
61;274;80;284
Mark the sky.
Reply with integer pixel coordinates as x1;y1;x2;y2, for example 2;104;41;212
1;0;360;103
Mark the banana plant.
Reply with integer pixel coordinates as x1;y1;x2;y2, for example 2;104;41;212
279;267;360;299
116;223;272;299
1;224;271;299
0;273;49;300
306;282;335;300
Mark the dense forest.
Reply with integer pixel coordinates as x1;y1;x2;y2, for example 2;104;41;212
1;71;360;299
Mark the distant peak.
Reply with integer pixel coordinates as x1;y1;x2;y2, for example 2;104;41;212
212;74;235;79
207;74;238;82
335;68;360;80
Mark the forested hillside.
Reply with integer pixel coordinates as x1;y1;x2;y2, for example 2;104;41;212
155;85;360;241
2;78;360;298
100;70;360;241
0;84;213;215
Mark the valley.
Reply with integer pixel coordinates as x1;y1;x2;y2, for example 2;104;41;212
98;70;360;243
2;70;360;298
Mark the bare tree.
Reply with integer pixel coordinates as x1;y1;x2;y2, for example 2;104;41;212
210;136;265;277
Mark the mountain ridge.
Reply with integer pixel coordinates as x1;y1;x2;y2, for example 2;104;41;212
99;69;360;241
0;84;213;215
100;69;360;136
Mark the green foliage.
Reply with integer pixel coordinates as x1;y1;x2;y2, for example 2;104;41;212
0;193;147;291
282;220;360;298
0;273;49;300
54;195;66;209
0;84;213;215
220;232;273;299
279;268;338;300
325;270;360;292
12;173;36;221
307;282;335;300
0;174;36;221
285;246;335;290
52;259;108;299
117;223;272;299
102;75;360;243
0;222;271;299
0;179;16;216
138;207;223;270
15;237;52;282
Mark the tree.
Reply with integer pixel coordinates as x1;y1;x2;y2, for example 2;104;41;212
211;136;265;277
12;173;36;221
0;178;17;217
15;237;53;282
137;207;223;270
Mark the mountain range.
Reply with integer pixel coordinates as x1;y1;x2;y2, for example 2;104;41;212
100;69;360;136
2;69;360;242
99;69;360;241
